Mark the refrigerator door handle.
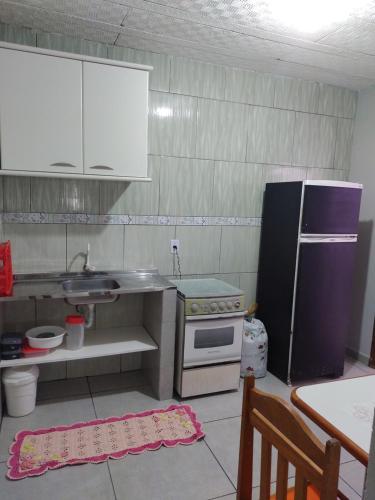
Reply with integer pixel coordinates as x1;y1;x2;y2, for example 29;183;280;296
299;235;357;243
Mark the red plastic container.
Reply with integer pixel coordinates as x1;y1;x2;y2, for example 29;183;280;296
0;241;13;296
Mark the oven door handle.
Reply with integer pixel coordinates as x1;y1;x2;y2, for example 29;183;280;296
185;311;245;321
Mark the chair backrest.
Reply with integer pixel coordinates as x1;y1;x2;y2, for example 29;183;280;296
237;376;341;500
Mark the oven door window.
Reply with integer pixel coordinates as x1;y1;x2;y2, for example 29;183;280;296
194;327;234;349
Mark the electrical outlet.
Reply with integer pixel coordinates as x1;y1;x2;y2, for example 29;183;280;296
170;239;180;254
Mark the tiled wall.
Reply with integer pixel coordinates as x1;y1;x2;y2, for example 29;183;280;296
0;23;357;314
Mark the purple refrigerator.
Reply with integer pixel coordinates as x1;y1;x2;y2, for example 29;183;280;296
256;180;363;385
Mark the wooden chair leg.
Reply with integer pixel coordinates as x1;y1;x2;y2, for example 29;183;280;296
321;440;341;500
237;375;255;500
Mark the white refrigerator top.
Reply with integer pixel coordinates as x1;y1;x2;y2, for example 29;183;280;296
304;180;363;189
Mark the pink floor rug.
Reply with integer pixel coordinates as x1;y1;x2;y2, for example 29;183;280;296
7;404;204;480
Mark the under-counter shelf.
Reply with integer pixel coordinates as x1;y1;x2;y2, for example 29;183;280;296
0;326;157;368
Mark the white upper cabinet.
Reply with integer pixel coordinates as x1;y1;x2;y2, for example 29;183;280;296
83;62;148;178
0;44;151;181
0;48;83;174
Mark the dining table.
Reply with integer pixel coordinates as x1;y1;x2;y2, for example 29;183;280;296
291;374;375;466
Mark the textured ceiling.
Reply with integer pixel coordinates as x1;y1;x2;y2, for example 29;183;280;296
1;0;375;89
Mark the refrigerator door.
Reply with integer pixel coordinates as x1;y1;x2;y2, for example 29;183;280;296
302;185;362;235
290;240;357;382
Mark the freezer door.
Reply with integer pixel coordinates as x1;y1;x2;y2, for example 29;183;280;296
302;185;362;234
290;241;357;381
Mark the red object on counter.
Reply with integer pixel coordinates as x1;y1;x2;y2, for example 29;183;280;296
22;339;50;357
0;241;13;296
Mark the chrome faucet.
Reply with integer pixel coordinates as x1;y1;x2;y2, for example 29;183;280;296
83;243;96;273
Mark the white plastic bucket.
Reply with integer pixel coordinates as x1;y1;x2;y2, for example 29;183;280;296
2;365;39;417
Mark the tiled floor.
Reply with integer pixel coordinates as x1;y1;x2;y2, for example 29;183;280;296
0;358;373;500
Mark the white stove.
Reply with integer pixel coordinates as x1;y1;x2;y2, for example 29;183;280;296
171;278;245;398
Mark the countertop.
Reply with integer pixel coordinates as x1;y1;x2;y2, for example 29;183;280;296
0;269;175;302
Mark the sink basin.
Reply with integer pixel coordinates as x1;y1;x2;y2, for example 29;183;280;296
62;278;120;293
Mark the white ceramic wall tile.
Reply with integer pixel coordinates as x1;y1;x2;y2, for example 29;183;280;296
148;91;197;157
159;157;214;216
170;56;225;99
262;165;307;184
67;356;121;378
124;225;175;275
36;299;76;327
108;46;170;92
96;294;144;329
107;46;133;63
306;168;347;181
0;21;36;45
0;179;3;212
3;223;66;273
121;353;142;372
31;178;100;213
3;177;31;212
213;162;263;217
67;224;124;271
225;67;275;107
220;226;260;273
2;300;35;332
38;363;67;382
176;226;221;275
99;156;160;215
246;107;295;165
318;83;357;118
37;32;108;58
293;113;337;168
211;273;240;288
334;118;354;170
239;272;258;308
196;99;248;161
274;77;319;113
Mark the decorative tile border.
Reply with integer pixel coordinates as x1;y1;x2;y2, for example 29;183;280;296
0;213;262;227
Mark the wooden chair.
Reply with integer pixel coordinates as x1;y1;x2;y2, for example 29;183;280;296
237;375;346;500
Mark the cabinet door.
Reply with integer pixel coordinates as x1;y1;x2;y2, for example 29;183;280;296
291;241;357;381
0;48;83;174
83;62;148;178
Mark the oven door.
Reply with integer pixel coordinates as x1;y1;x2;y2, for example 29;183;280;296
183;313;244;368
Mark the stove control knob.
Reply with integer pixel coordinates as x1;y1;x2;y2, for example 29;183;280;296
191;303;199;313
234;300;241;309
226;301;233;309
210;302;218;312
218;301;226;311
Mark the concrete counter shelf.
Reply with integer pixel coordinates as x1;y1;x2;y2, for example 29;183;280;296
0;275;177;418
0;326;158;368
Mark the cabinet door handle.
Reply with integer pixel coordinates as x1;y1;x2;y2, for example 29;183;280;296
89;165;114;171
50;162;77;168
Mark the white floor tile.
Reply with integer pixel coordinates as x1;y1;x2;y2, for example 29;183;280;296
209;494;237;500
340;460;366;495
0;461;115;500
204;417;295;487
181;384;243;423
0;366;370;500
339;477;362;499
92;385;178;419
109;440;235;500
0;395;96;463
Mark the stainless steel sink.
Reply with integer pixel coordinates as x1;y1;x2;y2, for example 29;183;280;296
62;278;120;293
